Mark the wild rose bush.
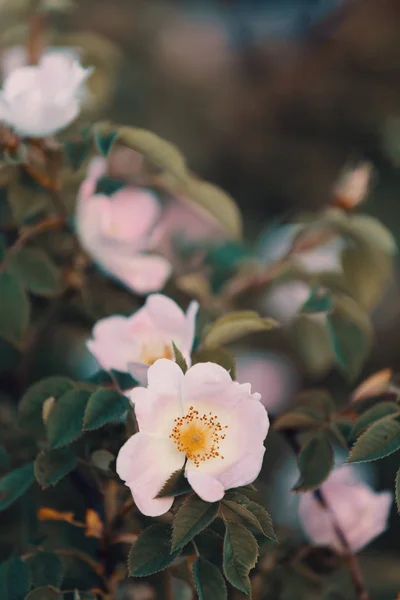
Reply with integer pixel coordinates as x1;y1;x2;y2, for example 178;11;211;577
0;3;399;600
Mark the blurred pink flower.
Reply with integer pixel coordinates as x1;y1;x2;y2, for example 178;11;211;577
0;48;92;137
76;158;172;294
236;352;299;414
87;293;198;384
153;196;227;273
259;224;343;325
298;466;392;553
117;359;269;516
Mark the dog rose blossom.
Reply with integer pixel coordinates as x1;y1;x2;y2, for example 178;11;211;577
298;467;392;553
87;294;198;384
116;359;269;516
76;158;171;294
0;49;92;137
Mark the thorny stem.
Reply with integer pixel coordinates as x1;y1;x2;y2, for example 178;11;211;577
281;429;371;600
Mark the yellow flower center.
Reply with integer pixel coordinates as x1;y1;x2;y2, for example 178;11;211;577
140;342;173;366
170;406;228;467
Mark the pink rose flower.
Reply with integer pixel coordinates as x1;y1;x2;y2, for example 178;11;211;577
76;158;172;295
87;293;198;384
298;466;392;553
116;359;269;516
236;352;299;414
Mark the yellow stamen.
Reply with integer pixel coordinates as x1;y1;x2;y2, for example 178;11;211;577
169;406;228;467
140;343;173;366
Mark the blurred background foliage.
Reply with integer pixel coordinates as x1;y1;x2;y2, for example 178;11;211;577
1;0;400;598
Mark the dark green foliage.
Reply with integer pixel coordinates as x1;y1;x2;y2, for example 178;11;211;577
128;524;180;577
10;248;62;297
293;434;334;491
19;376;76;433
34;448;76;488
155;468;191;498
193;557;227;600
302;289;333;313
171;495;220;551
327;298;372;381
224;492;277;541
0;462;35;512
27;552;63;588
95;176;124;196
351;402;399;439
0;269;30;345
223;521;258;596
348;415;400;463
94;129;118;157
0;556;30;600
396;466;400;514
46;389;91;448
172;342;188;373
65;138;92;171
82;388;129;431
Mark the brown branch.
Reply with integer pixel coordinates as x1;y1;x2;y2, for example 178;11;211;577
281;429;371;600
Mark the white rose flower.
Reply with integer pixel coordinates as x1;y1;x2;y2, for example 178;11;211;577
0;49;92;137
117;359;269;516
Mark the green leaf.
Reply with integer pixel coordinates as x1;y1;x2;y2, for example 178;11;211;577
396;466;400;514
19;376;75;433
46;389;91;448
172;495;220;551
0;445;10;470
10;248;62;297
128;524;180;577
225;494;277;542
155;468;191;498
341;244;392;311
172;342;188;374
327;296;373;381
221;500;263;533
183;177;243;239
94;129;118;156
0;462;35;512
194;347;236;380
297;389;336;418
82;388;129;431
290;315;334;376
351;403;399;440
0;269;30;345
65;138;92;171
28;552;63;588
94;176;124;196
293;435;334;492
348;415;400;463
24;587;62;600
203;311;279;348
273;409;323;432
301;289;333;313
34;448;76;488
347;214;396;255
223;521;258;596
99;124;187;181
0;556;30;600
193;557;227;600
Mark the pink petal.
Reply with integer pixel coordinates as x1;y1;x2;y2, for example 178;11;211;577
128;362;150;386
145;294;188;334
100;189;161;244
147;358;184;397
129;384;183;437
116;432;184;517
87;316;140;372
108;254;172;295
185;470;225;503
217;448;266;490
